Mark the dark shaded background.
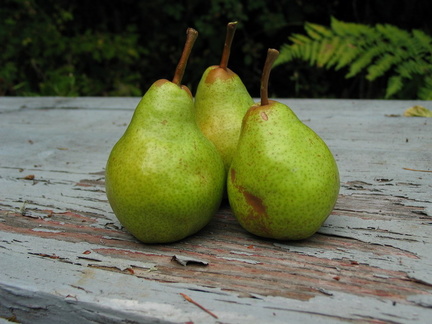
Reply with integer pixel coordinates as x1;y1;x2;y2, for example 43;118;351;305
1;0;431;98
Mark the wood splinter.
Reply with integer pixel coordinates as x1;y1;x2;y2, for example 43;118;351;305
402;167;432;173
180;293;218;319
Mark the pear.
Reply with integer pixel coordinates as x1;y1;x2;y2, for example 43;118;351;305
194;21;254;174
227;49;340;240
105;28;225;244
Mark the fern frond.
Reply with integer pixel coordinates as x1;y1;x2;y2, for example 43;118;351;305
275;17;432;99
418;76;432;100
289;33;312;45
385;76;403;98
346;46;381;78
376;24;411;45
412;29;432;55
327;41;358;70
274;44;298;65
309;40;320;65
397;59;429;79
305;22;332;40
366;53;403;81
316;36;340;68
330;16;374;37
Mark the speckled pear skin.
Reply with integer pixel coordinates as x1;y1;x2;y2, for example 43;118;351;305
105;80;225;243
227;100;340;240
194;66;254;173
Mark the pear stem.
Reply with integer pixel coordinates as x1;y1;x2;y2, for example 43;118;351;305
219;21;238;70
260;48;279;106
172;28;199;86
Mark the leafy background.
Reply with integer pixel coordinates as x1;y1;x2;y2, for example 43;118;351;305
274;18;432;100
1;0;431;98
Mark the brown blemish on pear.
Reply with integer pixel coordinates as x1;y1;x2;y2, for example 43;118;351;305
230;168;267;216
181;85;193;98
230;168;236;182
205;67;237;83
154;79;170;87
243;191;267;215
240;104;273;134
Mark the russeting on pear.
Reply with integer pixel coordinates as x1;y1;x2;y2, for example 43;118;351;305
227;49;340;240
105;28;225;243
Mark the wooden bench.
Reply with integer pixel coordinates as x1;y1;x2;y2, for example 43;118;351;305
1;97;431;323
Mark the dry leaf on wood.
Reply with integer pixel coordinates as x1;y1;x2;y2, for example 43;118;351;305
403;105;432;117
172;255;209;266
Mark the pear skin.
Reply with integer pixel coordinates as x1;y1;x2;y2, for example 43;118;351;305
228;100;340;240
106;81;224;243
105;28;225;243
227;49;340;240
194;22;254;173
195;66;254;172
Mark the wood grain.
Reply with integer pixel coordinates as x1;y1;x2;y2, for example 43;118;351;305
1;97;431;323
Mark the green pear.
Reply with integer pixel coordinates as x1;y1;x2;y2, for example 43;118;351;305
227;49;340;240
194;21;254;173
105;28;225;244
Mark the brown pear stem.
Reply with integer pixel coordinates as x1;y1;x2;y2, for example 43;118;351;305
219;21;238;70
260;48;279;106
172;28;199;86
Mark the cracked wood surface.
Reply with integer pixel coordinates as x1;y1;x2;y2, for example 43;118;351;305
0;97;431;323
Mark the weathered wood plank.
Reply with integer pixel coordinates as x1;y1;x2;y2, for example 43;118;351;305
1;97;431;323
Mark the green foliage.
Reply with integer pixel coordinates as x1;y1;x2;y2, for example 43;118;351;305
2;1;431;98
0;0;312;97
0;0;144;96
275;17;432;99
